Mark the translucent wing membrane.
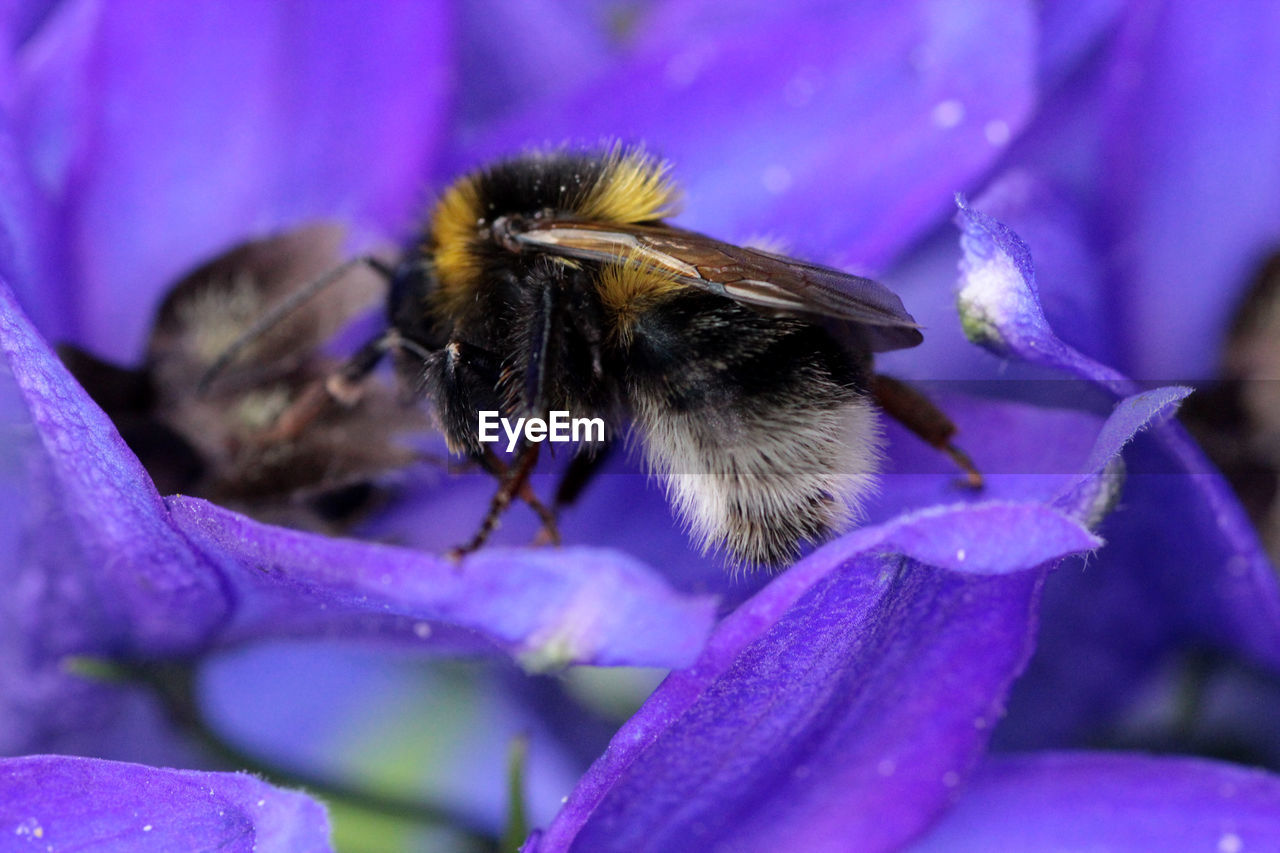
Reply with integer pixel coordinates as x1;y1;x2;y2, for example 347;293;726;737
507;219;924;352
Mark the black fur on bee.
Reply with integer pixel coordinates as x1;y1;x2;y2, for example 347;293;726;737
379;145;918;566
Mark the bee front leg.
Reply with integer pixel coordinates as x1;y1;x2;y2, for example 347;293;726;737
475;442;614;549
872;374;983;488
260;333;393;443
475;447;561;547
449;442;544;560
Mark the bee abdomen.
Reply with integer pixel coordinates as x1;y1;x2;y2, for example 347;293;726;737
634;383;883;567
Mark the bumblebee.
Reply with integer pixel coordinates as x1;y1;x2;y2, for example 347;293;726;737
61;225;428;532
211;145;978;566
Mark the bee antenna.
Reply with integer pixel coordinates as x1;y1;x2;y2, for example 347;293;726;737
196;255;395;396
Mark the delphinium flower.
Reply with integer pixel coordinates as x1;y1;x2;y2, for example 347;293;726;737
3;2;1280;852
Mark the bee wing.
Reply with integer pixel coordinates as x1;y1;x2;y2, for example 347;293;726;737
508;220;924;352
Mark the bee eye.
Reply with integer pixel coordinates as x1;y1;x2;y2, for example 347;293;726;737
491;216;525;253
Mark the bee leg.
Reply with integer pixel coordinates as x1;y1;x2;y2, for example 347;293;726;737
475;448;561;547
523;270;562;416
512;444;616;547
449;443;543;560
554;441;615;508
259;333;393;443
872;374;983;488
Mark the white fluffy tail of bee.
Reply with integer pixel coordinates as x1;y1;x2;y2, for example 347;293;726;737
636;389;883;568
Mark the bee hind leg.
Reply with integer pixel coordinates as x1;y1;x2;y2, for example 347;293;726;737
872;374;983;489
553;440;614;508
519;441;616;547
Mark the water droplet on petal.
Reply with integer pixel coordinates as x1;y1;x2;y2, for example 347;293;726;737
931;99;965;129
984;119;1011;146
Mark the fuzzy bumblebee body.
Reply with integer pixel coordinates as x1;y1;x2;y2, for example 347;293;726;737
383;147;925;566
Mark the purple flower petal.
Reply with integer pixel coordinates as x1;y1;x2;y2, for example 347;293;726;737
912;752;1280;851
169;496;715;671
0;270;231;752
13;0;452;360
523;363;1185;849
1103;2;1280;379
847;501;1100;575
460;0;1036;268
0;754;331;851
1132;429;1280;668
453;0;614;133
1036;0;1124;90
0;302;167;753
4;1;63;52
0;118;52;337
955;200;1280;747
530;498;1103;851
1048;385;1191;521
955;194;1129;392
0;276;230;654
1009;425;1280;749
967;171;1117;362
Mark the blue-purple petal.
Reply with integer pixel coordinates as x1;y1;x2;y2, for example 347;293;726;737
1036;0;1124;91
969;171;1117;362
1000;425;1280;751
1048;385;1190;521
3;1;63;51
955;200;1280;747
530;497;1105;851
0;117;53;337
460;0;1037;268
0;754;331;851
870;384;1187;534
1103;1;1280;379
955;194;1129;392
12;0;452;360
959;196;1280;618
169;496;715;671
840;501;1099;575
1136;429;1280;668
912;752;1280;851
452;0;614;134
0;277;229;655
532;565;1043;852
